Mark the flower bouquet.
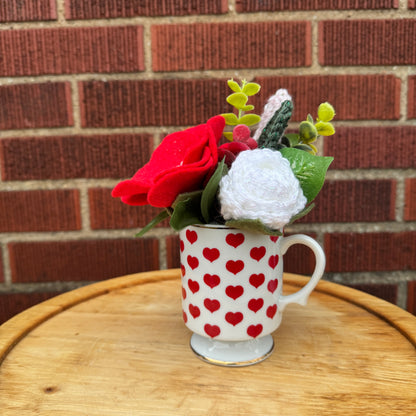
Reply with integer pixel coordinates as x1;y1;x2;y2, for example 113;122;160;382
112;79;336;236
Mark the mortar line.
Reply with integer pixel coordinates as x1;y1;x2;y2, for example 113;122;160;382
1;243;12;285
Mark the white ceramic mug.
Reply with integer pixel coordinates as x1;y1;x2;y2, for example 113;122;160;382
179;224;326;366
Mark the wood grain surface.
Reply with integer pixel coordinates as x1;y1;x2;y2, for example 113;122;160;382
0;270;415;415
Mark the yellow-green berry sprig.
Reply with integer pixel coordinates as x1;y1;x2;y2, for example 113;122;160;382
221;79;261;141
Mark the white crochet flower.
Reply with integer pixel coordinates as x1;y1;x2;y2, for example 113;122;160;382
218;148;307;230
253;89;292;142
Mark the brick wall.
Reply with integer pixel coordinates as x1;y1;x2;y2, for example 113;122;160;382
0;0;415;323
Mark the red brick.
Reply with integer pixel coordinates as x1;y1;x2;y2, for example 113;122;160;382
9;239;159;283
404;179;416;221
325;232;416;272
408;281;416;315
0;134;153;181
253;75;400;121
89;188;167;230
0;0;57;22
236;0;398;12
319;20;416;66
324;126;416;169
80;79;231;127
151;21;311;72
0;26;144;76
66;0;228;19
0;83;73;130
166;234;180;269
0;190;81;232
409;1;416;9
347;283;398;305
409;76;416;119
0;292;62;324
299;180;396;223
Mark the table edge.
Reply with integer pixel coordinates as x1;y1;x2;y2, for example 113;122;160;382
1;270;415;364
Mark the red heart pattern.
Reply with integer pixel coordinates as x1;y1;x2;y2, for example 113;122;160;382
249;273;265;288
187;255;199;270
266;304;277;319
204;298;220;313
204;324;220;338
270;236;279;243
267;279;278;294
247;324;263;338
180;264;186;276
226;233;245;248
180;240;185;252
188;279;199;294
225;285;244;300
248;298;264;313
203;247;220;262
182;287;186;299
203;274;220;288
268;255;279;269
226;260;244;275
250;246;266;261
186;229;198;244
189;304;200;319
225;312;243;326
182;311;187;323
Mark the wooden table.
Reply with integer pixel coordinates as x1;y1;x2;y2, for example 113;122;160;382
0;270;415;415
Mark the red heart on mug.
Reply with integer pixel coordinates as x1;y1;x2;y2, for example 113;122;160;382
186;229;198;244
204;324;220;338
203;247;220;263
248;298;264;313
187;255;199;270
188;279;200;294
270;236;279;243
180;240;185;252
182;287;186;299
268;255;279;269
249;273;265;288
267;279;278;294
203;274;220;288
247;324;263;338
226;260;244;275
182;311;187;323
225;312;244;326
250;246;266;262
226;233;245;248
180;264;186;277
267;304;277;319
189;304;200;319
204;298;220;313
225;285;244;300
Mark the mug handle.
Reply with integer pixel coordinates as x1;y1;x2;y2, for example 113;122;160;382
278;234;326;311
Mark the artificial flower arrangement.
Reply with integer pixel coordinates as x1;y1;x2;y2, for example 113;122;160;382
112;79;336;237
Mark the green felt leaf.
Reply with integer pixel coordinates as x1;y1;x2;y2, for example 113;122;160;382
307;114;314;124
169;191;203;231
280;147;333;203
226;92;248;110
317;102;335;122
223;131;234;141
222;113;239;125
285;133;300;147
227;79;241;93
315;121;335;136
288;203;315;225
135;210;170;237
225;218;283;236
200;159;228;223
299;121;317;142
242;82;261;96
241;104;254;112
238;114;261;126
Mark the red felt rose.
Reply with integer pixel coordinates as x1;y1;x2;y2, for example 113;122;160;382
112;116;225;207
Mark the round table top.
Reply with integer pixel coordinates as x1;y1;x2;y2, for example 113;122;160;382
0;269;415;415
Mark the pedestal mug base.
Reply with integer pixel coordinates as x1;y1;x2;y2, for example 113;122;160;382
190;333;275;367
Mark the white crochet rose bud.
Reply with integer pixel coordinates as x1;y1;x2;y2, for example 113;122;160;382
218;148;307;230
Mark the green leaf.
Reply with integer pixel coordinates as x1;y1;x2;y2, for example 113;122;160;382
237;114;261;126
288;203;315;225
225;218;283;236
227;79;241;93
170;191;203;231
223;131;234;141
315;121;335;136
200;159;228;223
317;102;335;122
241;104;254;112
221;113;239;125
135;210;170;237
285;133;300;147
242;82;261;96
280;147;333;203
307;114;314;124
299;121;317;142
226;92;248;110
